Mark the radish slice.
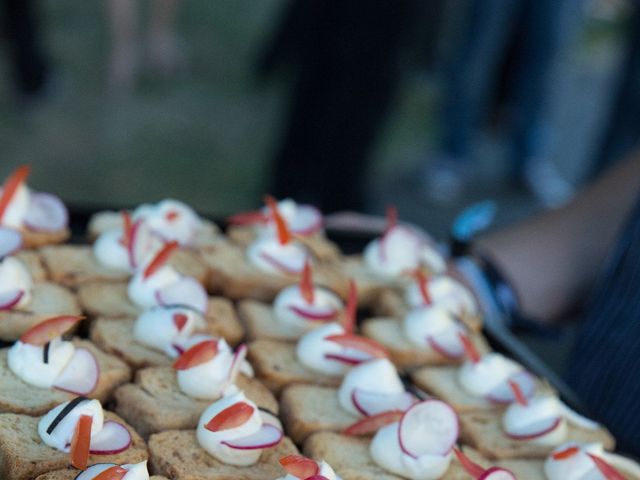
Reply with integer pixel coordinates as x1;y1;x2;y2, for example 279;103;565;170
427;331;465;360
289;205;323;236
351;389;416;416
258;408;282;430
227;344;248;382
478;467;517;480
557;402;599;430
486;371;536;404
0;289;24;311
504;416;562;441
156;276;208;314
23;192;68;232
398;400;459;458
601;451;640;479
324;349;372;366
259;251;304;274
221;424;283;450
74;465;127;480
53;348;99;395
288;305;338;321
0;227;22;258
89;421;132;454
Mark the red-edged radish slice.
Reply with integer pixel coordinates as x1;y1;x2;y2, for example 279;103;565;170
70;414;92;469
587;453;627;480
227;210;268;226
0;227;22;258
325;334;387;359
227;343;248;382
304;476;330;480
0;289;24;311
486;371;536;404
508;380;529;406
279;454;319;478
552;445;580;460
324;351;371;365
155;276;208;313
85;465;129;480
413;269;432;305
258;408;282;430
0;165;30;223
259;251;304;274
173;340;218;370
427;332;465;360
89;421;132;454
20;315;84;346
453;447;485;477
459;332;481;364
221;424;283;450
143;241;179;279
204;402;255;432
288;305;338;321
125;218;143;269
289;204;323;236
342;280;357;333
351;389;416;416
265;195;291;245
23;192;68;232
300;260;314;303
478;467;517;480
504;416;562;441
53;348;99;395
343;410;404;436
398;399;459;458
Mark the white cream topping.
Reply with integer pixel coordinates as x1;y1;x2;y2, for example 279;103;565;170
247;236;307;275
127;265;182;309
0;256;33;308
363;226;446;279
0;183;30;228
93;229;132;271
197;390;264;466
544;443;607;480
76;461;150;480
133;199;202;246
133;306;206;357
502;397;567;446
338;358;405;416
273;285;342;338
405;275;478;317
296;323;351;376
277;460;341;480
458;353;523;397
177;339;237;400
8;337;75;388
371;423;452;480
403;305;465;351
38;399;105;452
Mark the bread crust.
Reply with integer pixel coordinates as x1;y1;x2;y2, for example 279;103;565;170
0;338;131;416
17;226;70;249
114;366;278;438
15;249;48;282
0;410;147;480
0;282;81;341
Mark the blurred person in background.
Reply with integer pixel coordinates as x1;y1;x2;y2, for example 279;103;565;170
2;0;51;101
259;0;413;213
106;0;185;97
459;152;640;455
420;0;574;206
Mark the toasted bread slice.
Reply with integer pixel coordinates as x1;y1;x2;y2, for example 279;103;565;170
40;245;208;288
15;250;48;282
361;318;490;370
338;256;400;308
410;366;554;414
371;290;483;332
0;282;81;341
227;226;342;262
37;473;167;480
459;410;615;460
114;366;277;438
17;226;70;249
303;432;473;480
90;312;243;369
0;410;147;480
0;338;131;416
248;339;341;394
201;240;347;302
280;384;357;444
148;430;298;480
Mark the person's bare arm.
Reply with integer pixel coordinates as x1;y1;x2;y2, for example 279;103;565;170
473;154;640;324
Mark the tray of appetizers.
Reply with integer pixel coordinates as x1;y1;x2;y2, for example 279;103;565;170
0;164;637;480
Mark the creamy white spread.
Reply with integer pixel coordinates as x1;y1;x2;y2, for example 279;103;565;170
296;323;353;376
544;443;609;480
405;275;478;317
74;461;150;480
276;460;341;480
133;199;202;246
457;353;523;397
8;337;75;388
247;235;307;275
0;256;32;308
403;305;466;352
127;265;181;308
502;397;567;446
337;358;405;416
0;183;30;229
273;284;342;338
38;399;105;452
370;422;452;480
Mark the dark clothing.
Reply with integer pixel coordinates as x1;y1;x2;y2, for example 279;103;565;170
567;194;640;456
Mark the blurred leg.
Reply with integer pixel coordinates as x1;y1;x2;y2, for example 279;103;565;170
106;0;138;95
